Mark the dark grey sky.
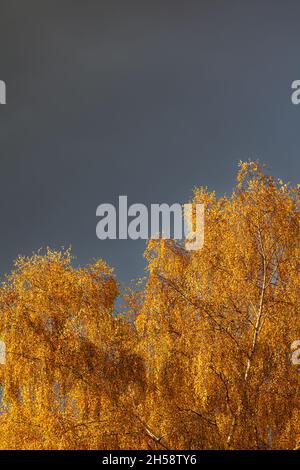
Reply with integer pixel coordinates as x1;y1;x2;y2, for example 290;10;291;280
0;0;299;284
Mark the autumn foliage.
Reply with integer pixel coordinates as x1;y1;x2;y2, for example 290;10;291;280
0;162;299;449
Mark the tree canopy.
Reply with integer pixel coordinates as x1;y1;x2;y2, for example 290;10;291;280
0;162;299;449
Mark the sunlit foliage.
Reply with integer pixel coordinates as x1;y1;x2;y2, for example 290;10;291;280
0;162;299;449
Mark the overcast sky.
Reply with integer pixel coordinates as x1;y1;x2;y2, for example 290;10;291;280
0;0;299;284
